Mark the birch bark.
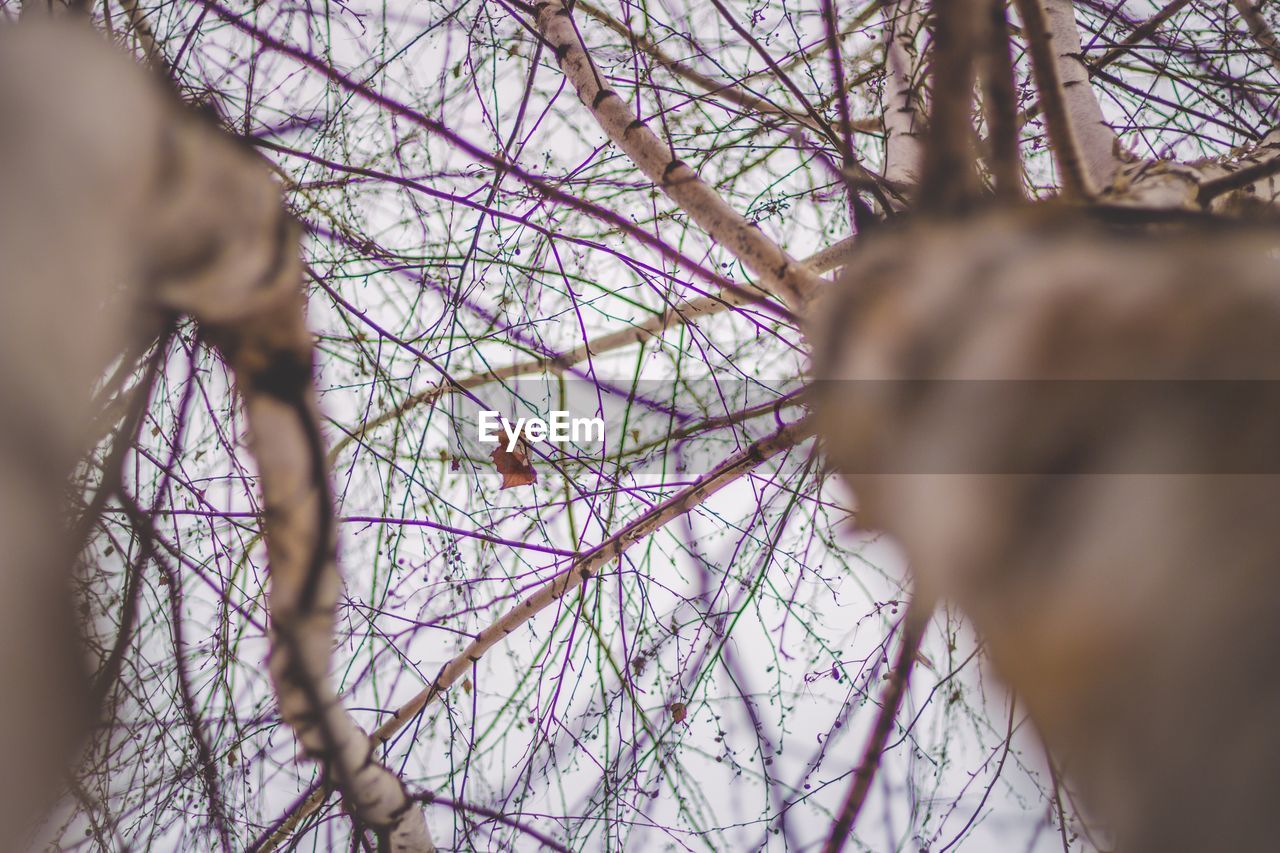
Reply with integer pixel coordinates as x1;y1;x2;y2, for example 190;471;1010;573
0;22;433;851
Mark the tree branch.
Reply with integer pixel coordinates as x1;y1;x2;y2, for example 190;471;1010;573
0;20;435;850
882;0;926;188
201;0;797;324
158;109;437;853
1090;0;1192;72
980;0;1024;199
1198;128;1280;208
328;237;851;463
532;0;826;306
822;594;932;853
1231;0;1280;76
1011;0;1102;197
1042;0;1123;188
918;0;984;211
574;0;880;137
257;415;815;851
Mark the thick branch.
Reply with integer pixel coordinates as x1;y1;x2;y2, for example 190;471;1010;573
917;0;984;210
1231;0;1280;75
1010;0;1094;196
155;104;436;853
814;209;1280;852
0;21;434;850
1013;0;1192;135
980;0;1024;199
881;0;925;188
1042;0;1123;188
219;300;434;852
533;0;825;306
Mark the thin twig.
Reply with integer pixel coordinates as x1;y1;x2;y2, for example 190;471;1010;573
574;0;880;136
327;236;849;463
418;792;571;852
822;594;933;853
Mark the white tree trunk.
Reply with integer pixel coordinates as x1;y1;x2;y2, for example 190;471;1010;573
882;0;925;188
1042;0;1124;188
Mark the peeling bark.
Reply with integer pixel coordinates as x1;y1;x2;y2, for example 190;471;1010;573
1103;127;1280;211
574;0;879;138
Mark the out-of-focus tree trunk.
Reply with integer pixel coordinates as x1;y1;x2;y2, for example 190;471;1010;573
0;21;433;850
812;208;1280;851
0;21;161;843
810;0;1280;843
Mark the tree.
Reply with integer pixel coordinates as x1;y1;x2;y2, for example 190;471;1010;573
1;0;1278;850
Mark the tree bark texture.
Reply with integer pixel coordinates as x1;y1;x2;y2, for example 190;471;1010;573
812;208;1280;851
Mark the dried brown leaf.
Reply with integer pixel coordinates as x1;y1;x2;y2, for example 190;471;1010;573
491;430;537;489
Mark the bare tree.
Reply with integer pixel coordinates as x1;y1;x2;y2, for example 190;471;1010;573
2;0;1279;850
